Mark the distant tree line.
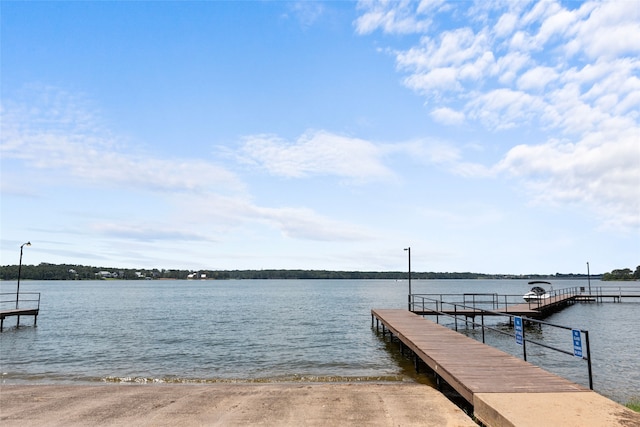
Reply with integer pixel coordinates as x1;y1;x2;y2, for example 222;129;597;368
0;262;600;281
601;266;640;281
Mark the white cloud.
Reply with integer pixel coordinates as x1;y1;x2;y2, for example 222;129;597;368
238;130;395;182
403;67;461;95
570;1;640;59
517;66;558;91
169;192;375;242
496;126;640;230
355;0;640;231
286;2;325;28
0;87;243;195
1;86;379;245
467;88;546;130
396;28;490;71
92;222;215;242
354;0;434;34
496;51;531;84
534;7;576;45
493;12;518;39
430;107;465;125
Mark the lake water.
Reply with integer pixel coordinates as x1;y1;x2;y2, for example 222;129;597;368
1;279;638;405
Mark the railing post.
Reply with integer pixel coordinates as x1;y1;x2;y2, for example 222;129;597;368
454;305;458;332
585;330;593;390
481;314;485;343
522;323;527;361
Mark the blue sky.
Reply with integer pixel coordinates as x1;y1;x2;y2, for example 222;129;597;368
1;1;638;274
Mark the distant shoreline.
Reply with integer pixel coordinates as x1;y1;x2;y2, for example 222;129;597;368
0;263;602;281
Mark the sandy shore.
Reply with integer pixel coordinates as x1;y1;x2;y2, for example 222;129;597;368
0;382;477;426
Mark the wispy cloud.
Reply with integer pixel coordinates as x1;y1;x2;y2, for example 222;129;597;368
354;0;445;35
1;86;380;244
355;0;640;231
91;222;215;243
496;125;640;230
285;2;326;28
430;107;465;125
237;130;396;183
1;86;243;195
253;205;374;241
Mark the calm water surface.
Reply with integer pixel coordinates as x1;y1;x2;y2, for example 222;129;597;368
1;279;638;405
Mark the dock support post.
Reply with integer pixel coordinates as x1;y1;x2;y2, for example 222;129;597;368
454;306;458;331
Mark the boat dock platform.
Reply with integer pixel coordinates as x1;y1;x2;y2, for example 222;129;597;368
0;292;40;332
371;309;640;427
412;292;577;319
410;285;640;320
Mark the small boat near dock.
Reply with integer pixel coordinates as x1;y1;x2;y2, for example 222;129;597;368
523;281;553;302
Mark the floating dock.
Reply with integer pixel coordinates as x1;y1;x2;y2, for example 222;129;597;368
371;309;640;426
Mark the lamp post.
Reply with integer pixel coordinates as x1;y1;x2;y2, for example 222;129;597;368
16;241;31;309
404;247;411;310
586;261;591;295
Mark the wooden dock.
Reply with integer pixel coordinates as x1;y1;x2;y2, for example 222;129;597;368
371;309;640;426
0;292;41;332
412;292;583;319
0;308;39;332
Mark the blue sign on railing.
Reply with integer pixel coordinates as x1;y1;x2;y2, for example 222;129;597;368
514;316;523;346
572;329;583;358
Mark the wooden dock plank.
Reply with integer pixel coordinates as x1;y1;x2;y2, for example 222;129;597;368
0;308;40;332
372;309;588;405
0;308;39;318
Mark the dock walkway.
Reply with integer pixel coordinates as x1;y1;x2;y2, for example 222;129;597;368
371;309;640;426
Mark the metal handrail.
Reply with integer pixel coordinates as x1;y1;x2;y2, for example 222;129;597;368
412;286;603;311
591;286;640;301
0;292;41;310
409;294;593;390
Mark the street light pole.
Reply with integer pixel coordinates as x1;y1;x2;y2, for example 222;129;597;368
404;247;411;311
586;261;591;295
16;241;31;309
